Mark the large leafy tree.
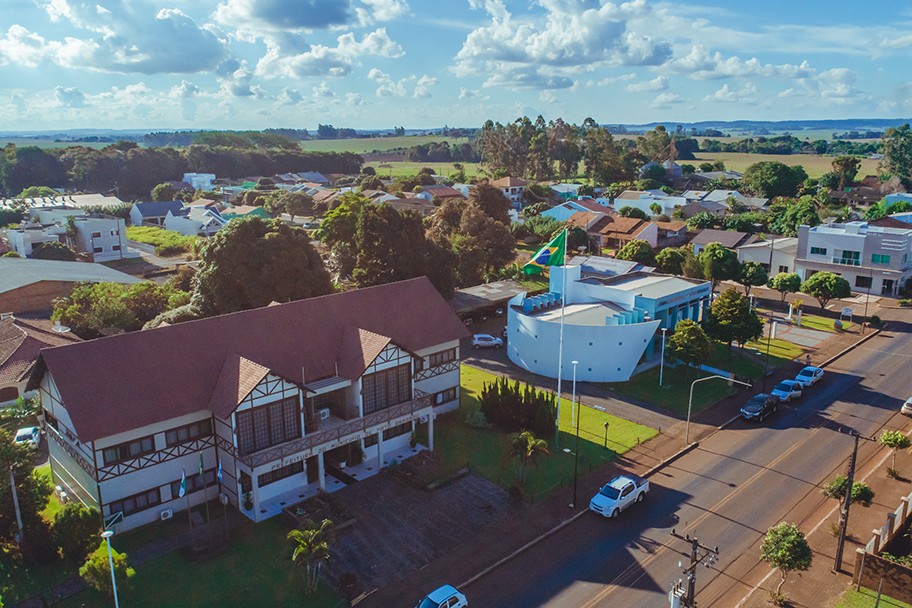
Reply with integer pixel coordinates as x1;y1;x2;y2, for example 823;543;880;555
655;247;686;275
80;541;135;596
617;206;649;220
698;243;740;291
800;272;851;310
192;217;333;316
767;272;802;303
737;261;769;295
616;239;655;265
767;196;821;237
668;319;712;368
287;519;333;598
53;502;101;562
469;182;512;224
704;287;764;351
0;428;51;549
760;522;813;599
150;182;177;202
880;123;912;188
53;281;187;338
742;161;808;198
831;156;861;190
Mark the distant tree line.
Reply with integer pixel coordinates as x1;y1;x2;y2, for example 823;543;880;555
0;142;363;198
701;135;878;156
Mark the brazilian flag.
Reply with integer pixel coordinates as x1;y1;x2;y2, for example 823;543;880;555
522;230;566;275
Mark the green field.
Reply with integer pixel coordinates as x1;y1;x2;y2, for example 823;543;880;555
364;161;484;179
299;135;470;154
0;137;126;150
691;152;880;179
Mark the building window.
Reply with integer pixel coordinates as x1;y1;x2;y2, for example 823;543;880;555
240;471;252;494
384;421;412;440
414;357;424;372
112;245;121;251
836;250;861;266
165;419;213;447
778;265;789;274
362;364;412;415
102;435;155;466
855;275;873;288
236;397;301;454
170;469;216;498
257;461;304;487
810;246;827;255
108;487;161;517
364;433;378;447
434;388;457;405
91;231;102;238
872;253;891;264
427;348;456;367
93;246;103;253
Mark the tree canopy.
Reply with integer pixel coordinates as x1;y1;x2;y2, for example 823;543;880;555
668;319;712;368
760;522;813;598
192;217;333;316
767;272;801;302
704;287;764;351
616;239;656;265
737;261;769;295
800;272;851;310
617;206;649;220
698;243;739;291
742;161;808;198
880;123;912;189
31;241;77;261
655;247;686;275
767;196;821;237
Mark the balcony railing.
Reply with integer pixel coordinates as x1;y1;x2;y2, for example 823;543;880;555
832;257;861;266
45;423;96;478
232;390;431;469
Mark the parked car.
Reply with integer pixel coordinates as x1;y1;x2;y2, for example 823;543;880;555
589;474;649;518
901;396;912;416
740;393;780;422
795;366;824;387
771;379;803;402
472;334;503;349
417;585;468;608
14;426;40;449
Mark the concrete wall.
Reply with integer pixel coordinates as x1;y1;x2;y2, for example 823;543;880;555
0;281;87;314
854;553;912;604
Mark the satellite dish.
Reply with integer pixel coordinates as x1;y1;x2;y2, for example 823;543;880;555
52;321;71;334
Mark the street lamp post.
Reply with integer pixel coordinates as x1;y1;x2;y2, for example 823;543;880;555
101;530;120;608
659;327;668;387
568;361;580;508
761;314;775;393
861;267;873;335
686;375;753;444
603;421;610;448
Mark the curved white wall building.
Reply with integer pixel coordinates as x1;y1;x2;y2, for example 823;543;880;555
507;265;662;383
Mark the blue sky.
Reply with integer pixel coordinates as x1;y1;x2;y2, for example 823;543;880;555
2;0;912;131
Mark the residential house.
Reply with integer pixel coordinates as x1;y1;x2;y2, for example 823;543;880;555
0;258;141;314
541;199;612;223
0;315;80;405
183;173;216;191
36;278;468;531
684;189;768;212
681;199;728;219
550;184;582;200
795;222;912;295
220;205;272;221
689;229;758;255
595;216;658;249
614;190;687;217
415;186;465;203
312;189;340;210
9;206;136;262
130;201;185;227
490;177;529;209
653;220;689;248
164;204;227;237
737;237;799;275
381;198;437;217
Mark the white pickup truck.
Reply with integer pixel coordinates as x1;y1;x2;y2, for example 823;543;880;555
589;474;649;518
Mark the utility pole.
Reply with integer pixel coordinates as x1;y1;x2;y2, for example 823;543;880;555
9;467;23;546
834;431;861;572
670;529;719;607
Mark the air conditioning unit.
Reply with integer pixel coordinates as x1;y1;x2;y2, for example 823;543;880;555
419;415;429;423
317;408;331;421
160;508;173;521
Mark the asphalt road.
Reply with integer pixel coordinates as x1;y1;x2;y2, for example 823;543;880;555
463;319;912;608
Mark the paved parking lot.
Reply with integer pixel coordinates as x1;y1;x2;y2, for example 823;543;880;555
327;470;518;593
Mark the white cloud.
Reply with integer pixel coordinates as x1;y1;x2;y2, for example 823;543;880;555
368;68;406;97
0;25;48;68
413;75;437;98
650;92;682;109
668;45;814;80
454;0;672;90
626;75;668;93
346;92;365;106
703;82;757;104
54;85;86;107
256;28;403;78
213;0;354;31
170;80;200;98
312;81;335;98
458;87;480;99
277;87;305;104
359;0;409;22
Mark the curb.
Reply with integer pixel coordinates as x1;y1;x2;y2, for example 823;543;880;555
458;441;700;590
718;414;742;431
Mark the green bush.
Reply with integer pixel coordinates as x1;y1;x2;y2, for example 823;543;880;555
899;299;912;307
479;377;556;437
79;541;135;596
53;502;101;561
822;475;874;506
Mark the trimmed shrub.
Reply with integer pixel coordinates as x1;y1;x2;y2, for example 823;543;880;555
479;377;556;437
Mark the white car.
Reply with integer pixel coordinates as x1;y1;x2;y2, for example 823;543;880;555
901;397;912;416
14;426;40;449
795;366;824;387
589;475;649;518
771;379;803;403
416;585;468;608
471;334;503;349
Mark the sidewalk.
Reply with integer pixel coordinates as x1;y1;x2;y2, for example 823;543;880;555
359;308;881;607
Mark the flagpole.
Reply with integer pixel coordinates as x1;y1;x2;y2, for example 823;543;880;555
200;455;212;547
555;228;568;448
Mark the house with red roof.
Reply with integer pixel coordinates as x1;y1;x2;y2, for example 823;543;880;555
35;278;469;530
490;176;529;208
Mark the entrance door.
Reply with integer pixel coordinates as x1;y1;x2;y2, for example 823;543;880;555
882;279;894;295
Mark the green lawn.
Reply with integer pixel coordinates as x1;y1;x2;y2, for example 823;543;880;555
299;135;471;154
56;518;346;608
610;364;739;417
35;463;65;522
125;226;199;256
835;588;912;608
364;161;483;179
796;313;854;333
744;335;805;363
427;365;656;500
0;548;74;604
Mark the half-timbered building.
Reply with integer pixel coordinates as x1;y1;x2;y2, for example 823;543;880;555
35;278;468;531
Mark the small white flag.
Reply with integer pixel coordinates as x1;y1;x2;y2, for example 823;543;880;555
178;469;187;498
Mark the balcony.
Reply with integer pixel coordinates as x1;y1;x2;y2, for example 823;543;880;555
831;257;861;266
233;390;431;469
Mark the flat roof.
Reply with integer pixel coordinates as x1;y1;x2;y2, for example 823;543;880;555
602;273;708;299
535;302;626;326
0;259;142;293
449;279;530;314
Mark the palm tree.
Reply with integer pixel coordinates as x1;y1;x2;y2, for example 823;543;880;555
287;518;333;597
507;431;550;485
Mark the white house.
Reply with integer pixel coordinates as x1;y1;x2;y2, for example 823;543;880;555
164;204;227;237
614;190;687;217
737;237;799;275
796;222;912;296
9;206;137;262
36;278;468;532
130;201;185;227
490;177;528;208
183;173;216;191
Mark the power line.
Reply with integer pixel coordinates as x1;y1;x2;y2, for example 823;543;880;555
669;529;719;607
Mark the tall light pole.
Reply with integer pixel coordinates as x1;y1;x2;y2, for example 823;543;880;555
101;530;120;608
659;327;668;387
9;467;23;546
566;361;581;508
834;431;861;572
686;375;752;443
861;267;873;335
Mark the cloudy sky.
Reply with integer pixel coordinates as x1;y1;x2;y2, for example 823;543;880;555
2;0;912;131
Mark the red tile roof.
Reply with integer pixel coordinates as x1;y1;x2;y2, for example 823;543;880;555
0;317;80;385
490;177;528;188
597;216;647;236
39;278;469;442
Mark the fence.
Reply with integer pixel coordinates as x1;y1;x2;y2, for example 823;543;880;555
852;488;912;603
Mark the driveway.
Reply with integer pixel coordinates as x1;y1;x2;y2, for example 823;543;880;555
327;470;518;593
